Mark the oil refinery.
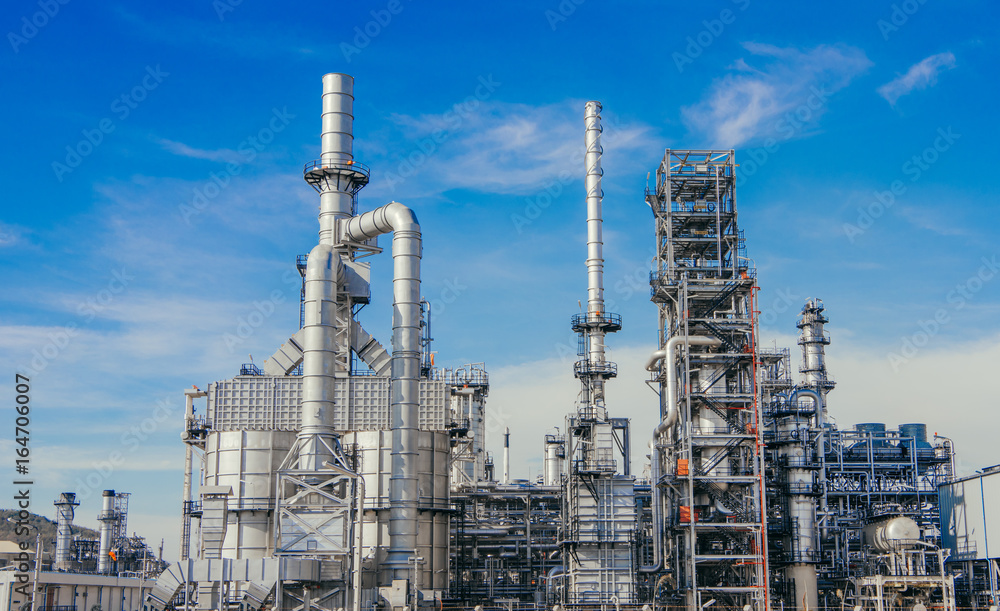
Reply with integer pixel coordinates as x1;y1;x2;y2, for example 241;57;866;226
3;73;997;611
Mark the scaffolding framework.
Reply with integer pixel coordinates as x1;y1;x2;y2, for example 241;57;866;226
647;150;768;610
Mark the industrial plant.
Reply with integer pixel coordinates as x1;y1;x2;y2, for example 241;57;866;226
4;73;997;611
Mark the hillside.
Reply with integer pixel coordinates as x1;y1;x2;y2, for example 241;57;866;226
0;508;99;551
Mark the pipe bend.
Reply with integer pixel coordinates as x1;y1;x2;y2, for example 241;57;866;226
651;336;721;437
343;201;420;242
304;243;345;283
645;349;667;372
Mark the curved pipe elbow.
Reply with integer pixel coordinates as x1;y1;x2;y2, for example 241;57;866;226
789;387;823;412
651;336;722;438
304;243;346;284
343;201;420;242
645;349;667;372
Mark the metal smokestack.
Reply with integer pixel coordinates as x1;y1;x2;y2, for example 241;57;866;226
317;73;361;246
98;490;115;574
53;492;79;570
502;427;510;484
299;73;372;465
584;101;606;369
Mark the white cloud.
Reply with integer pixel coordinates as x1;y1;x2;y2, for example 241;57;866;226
878;52;957;105
157;138;245;164
0;222;25;247
359;100;658;200
682;43;872;147
490;335;999;481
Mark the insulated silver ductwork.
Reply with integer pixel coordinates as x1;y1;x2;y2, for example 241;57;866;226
53;492;79;570
98;490;116;574
341;201;422;581
298;243;346;471
584;101;606;368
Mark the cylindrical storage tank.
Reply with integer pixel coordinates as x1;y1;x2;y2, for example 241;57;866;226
203;430;296;558
898;423;931;448
854;423;887;448
417;430;450;510
544;439;563;486
344;430;451;590
863;516;920;552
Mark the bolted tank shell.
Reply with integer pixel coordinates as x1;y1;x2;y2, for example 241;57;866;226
346;430;450;510
344;429;451;589
204;430;295;558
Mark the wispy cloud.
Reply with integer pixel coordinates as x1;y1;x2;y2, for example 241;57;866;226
0;222;25;247
682;43;872;147
877;52;957;105
157;138;245;164
897;204;966;236
360;100;658;199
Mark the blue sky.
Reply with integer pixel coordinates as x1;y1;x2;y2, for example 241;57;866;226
2;1;998;560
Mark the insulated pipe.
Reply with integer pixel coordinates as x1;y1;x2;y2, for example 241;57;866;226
647;336;722;436
299;243;346;471
342;201;421;581
584;101;606;367
789;387;822;415
98;490;116;574
642;336;720;574
639;440;664;573
319;73;360;246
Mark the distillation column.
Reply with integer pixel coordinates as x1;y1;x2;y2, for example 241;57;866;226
98;490;117;574
797;299;835;423
53;493;79;571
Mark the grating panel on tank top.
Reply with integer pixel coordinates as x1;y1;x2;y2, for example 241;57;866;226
206;375;446;432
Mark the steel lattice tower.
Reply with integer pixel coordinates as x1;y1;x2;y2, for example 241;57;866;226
646;150;768;610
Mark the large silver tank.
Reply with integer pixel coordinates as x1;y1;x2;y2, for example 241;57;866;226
203;430;296;558
863;516;921;552
345;430;451;590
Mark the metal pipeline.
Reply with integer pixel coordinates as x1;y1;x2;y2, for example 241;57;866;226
641;336;719;573
789;387;823;417
353;476;366;611
639;439;664;573
342;201;422;580
647;336;722;436
298;243;346;471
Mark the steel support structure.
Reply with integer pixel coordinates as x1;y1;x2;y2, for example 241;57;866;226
647;150;768;610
